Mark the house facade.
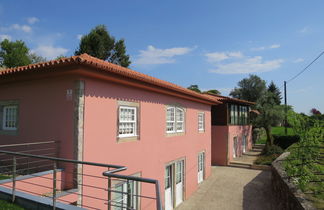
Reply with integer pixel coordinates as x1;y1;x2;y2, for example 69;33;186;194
0;54;219;210
206;94;254;166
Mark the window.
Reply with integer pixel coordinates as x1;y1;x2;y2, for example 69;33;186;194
176;160;183;184
166;107;175;133
118;106;137;138
229;104;249;125
166;106;185;133
0;101;19;135
198;113;205;132
176;108;184;132
2;105;18;130
113;180;138;210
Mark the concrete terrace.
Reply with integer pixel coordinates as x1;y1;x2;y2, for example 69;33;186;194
176;166;277;210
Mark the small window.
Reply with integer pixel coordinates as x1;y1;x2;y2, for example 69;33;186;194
2;105;18;130
166;106;185;133
176;108;184;132
166;107;175;133
198;113;205;131
118;106;137;138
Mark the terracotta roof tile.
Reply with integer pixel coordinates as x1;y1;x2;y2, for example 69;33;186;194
0;54;219;104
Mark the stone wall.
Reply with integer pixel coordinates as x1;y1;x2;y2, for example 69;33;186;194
271;152;316;210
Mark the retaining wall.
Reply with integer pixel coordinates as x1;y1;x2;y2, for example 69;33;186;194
271;152;316;210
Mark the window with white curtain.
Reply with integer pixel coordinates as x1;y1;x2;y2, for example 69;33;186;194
166;106;185;133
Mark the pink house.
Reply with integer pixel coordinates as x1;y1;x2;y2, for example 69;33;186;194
206;94;255;166
0;54;220;209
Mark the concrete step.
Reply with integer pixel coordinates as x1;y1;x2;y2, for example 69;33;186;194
229;161;252;169
251;148;263;153
243;151;261;156
253;144;265;149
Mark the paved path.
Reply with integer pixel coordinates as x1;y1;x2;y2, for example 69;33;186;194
176;166;276;210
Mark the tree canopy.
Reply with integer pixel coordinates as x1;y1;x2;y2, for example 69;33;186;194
255;91;285;146
0;39;31;68
187;85;201;93
28;52;47;64
203;89;221;95
75;25;131;67
230;74;267;102
268;81;282;105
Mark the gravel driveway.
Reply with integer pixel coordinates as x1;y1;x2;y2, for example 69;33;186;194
176;166;276;210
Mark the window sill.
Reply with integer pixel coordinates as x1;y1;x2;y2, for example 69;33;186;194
165;132;185;137
117;135;139;143
198;130;205;133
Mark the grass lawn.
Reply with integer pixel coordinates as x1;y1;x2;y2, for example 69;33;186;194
256;126;294;144
271;126;295;136
0;174;11;180
0;200;25;210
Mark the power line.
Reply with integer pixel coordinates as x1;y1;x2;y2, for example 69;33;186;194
286;51;324;84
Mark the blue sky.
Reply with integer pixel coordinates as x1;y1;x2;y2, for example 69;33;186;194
1;0;323;114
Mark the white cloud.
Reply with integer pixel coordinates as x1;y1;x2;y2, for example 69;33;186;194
251;44;280;51
27;17;39;24
299;26;311;34
11;24;32;33
77;34;83;40
0;34;11;41
270;44;280;49
209;56;283;74
205;51;243;63
133;45;193;65
31;45;68;59
206;51;284;74
293;58;304;63
251;46;266;51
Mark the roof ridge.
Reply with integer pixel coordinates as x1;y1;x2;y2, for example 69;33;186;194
0;54;219;104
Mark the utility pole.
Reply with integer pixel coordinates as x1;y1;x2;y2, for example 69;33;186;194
284;81;287;135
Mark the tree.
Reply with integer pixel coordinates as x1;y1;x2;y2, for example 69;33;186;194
310;108;321;116
0;39;31;68
230;74;267;102
75;25;131;67
203;89;221;95
28;52;47;64
255;91;284;146
187;85;201;93
268;81;282;105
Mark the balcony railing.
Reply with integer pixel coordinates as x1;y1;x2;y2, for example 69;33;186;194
0;141;162;210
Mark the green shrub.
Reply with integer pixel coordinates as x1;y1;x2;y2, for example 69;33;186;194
262;145;283;156
273;135;300;149
254;154;279;165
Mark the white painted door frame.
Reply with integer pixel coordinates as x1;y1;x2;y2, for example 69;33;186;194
175;160;184;207
198;152;205;183
165;165;173;210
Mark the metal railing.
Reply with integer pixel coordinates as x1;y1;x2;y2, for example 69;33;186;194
0;142;162;210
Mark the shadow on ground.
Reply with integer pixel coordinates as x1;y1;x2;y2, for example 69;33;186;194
243;171;277;210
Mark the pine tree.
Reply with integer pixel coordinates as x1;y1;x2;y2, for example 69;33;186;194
268;81;282;105
75;25;131;67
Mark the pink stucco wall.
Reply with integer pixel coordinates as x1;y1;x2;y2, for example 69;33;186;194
82;77;212;209
211;125;252;165
211;126;228;166
0;76;76;188
227;125;252;162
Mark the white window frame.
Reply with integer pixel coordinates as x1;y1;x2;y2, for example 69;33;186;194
198;112;205;132
2;105;18;131
176;108;184;132
166;107;176;133
118;106;137;138
166;106;185;133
